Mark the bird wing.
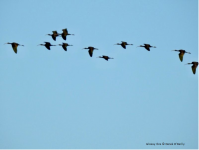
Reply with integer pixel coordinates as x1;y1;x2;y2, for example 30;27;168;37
52;35;56;41
192;65;196;74
45;45;51;50
62;34;66;40
104;57;109;61
52;31;58;35
121;43;126;49
63;29;68;34
12;44;17;54
144;45;150;51
178;53;184;62
88;49;93;57
62;45;67;51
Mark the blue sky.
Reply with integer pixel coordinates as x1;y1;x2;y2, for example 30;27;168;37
0;0;198;149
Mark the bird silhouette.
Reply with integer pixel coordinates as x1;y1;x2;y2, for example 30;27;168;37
47;31;59;41
186;62;198;74
97;55;114;61
5;42;24;54
172;49;191;62
115;41;133;49
58;43;73;51
83;46;98;57
38;42;56;50
60;28;74;40
137;44;156;51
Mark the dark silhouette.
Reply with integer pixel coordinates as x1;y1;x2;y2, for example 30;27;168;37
83;46;98;57
5;42;24;54
47;31;59;41
115;41;133;49
186;62;198;74
60;28;74;40
58;43;73;51
38;42;56;50
172;49;191;62
98;55;114;61
137;44;156;51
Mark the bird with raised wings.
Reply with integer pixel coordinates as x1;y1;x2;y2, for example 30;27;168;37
137;44;156;51
115;41;133;49
47;31;59;41
60;28;74;40
58;43;73;51
186;62;198;74
83;46;98;57
5;42;24;54
97;55;114;61
38;42;56;50
172;49;191;62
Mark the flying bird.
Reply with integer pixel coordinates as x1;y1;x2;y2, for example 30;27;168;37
38;42;56;50
5;42;24;54
60;28;74;40
186;62;198;74
137;44;156;51
47;31;59;41
115;41;133;49
83;46;98;57
172;49;191;62
58;43;73;51
97;55;114;61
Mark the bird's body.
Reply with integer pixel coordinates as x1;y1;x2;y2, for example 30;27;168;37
58;43;73;51
47;31;59;41
83;46;98;57
172;49;191;62
115;41;133;49
98;55;114;61
5;42;24;54
38;42;56;50
60;28;74;40
186;62;198;74
137;44;156;51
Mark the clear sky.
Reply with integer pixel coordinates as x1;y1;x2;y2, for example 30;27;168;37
0;0;198;149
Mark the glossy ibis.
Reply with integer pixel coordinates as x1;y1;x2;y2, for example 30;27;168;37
115;41;133;49
172;49;191;62
83;46;98;57
5;42;24;54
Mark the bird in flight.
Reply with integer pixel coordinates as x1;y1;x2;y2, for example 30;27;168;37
60;28;74;40
186;62;198;74
137;44;156;51
172;49;191;62
5;42;24;54
97;55;114;61
47;31;60;41
83;46;98;57
115;41;133;49
38;42;56;50
58;43;73;51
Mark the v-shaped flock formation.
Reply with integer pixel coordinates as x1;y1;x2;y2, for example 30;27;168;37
5;28;198;75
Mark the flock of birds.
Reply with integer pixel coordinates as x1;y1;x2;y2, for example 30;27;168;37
5;28;198;75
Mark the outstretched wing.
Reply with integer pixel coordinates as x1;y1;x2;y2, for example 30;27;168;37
62;34;66;40
45;45;51;50
144;44;150;51
121;43;126;49
178;53;184;62
12;44;18;54
52;35;56;41
62;45;67;51
88;49;93;57
192;65;196;74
